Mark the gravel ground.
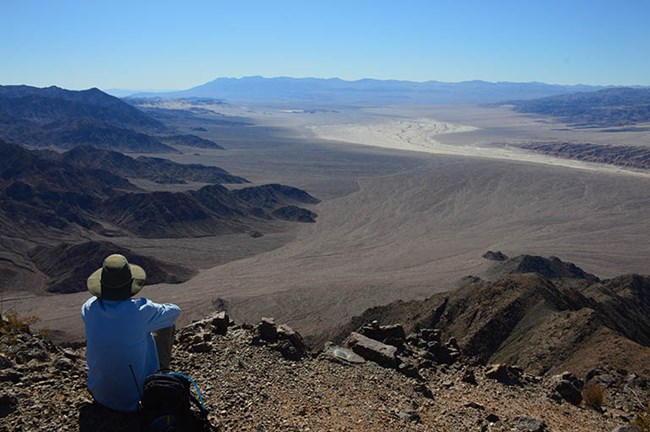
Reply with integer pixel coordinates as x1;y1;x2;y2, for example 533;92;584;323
1;313;648;431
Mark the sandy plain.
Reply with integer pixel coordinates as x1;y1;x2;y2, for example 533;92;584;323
6;103;650;344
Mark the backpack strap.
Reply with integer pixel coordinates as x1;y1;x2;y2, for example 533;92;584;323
166;372;208;414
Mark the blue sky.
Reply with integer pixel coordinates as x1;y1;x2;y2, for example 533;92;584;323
2;0;649;90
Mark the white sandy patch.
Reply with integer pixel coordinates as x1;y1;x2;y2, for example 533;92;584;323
308;118;650;179
308;118;477;153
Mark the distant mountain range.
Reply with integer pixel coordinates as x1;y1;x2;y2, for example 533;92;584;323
0;140;319;293
501;87;650;127
0;85;224;153
331;254;650;376
132;76;609;105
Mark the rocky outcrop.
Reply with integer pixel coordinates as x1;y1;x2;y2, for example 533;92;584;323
252;317;307;360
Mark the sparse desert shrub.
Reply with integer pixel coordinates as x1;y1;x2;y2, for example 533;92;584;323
1;311;39;335
582;381;606;410
633;403;650;430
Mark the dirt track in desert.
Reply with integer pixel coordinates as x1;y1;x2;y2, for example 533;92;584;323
8;105;650;343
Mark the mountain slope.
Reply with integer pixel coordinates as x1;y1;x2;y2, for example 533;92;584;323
331;255;650;376
35;119;177;153
58;145;247;184
0;140;133;233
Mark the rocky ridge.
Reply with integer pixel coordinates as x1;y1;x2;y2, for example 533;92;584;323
2;310;649;431
328;255;650;377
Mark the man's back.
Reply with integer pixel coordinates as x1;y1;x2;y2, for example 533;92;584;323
82;297;180;412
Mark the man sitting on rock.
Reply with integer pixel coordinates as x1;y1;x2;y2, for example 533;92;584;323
81;254;181;412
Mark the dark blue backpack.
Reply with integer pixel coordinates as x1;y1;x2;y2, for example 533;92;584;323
139;372;214;432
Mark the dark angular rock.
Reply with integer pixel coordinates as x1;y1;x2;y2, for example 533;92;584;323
0;354;13;370
419;328;441;343
483;250;508;261
256;317;278;343
0;393;18;418
398;361;422;380
553;379;583;405
485;413;501;423
276;324;307;360
0;368;21;383
612;426;642;432
462;368;478;385
485;364;521;386
276;340;300;360
14;346;49;364
510;415;546;432
464;401;485;410
383;336;406;350
53;357;75;371
405;332;419;344
359;322;406;343
414;383;433;399
446;337;459;350
345;332;397;368
398;408;420;422
416;359;433;370
560;371;583;390
211;311;230;335
189;342;212;353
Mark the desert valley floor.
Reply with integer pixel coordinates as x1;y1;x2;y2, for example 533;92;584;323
5;104;650;344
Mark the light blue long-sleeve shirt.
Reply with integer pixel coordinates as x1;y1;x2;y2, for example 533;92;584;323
81;297;181;412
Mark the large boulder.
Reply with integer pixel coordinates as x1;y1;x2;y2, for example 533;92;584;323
345;332;397;368
359;321;406;344
548;372;583;405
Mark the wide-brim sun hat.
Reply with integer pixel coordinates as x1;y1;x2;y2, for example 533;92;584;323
87;254;146;300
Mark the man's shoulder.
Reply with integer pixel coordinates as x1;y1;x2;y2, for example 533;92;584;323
81;296;96;312
137;297;180;310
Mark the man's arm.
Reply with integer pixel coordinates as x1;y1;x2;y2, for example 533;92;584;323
140;299;181;331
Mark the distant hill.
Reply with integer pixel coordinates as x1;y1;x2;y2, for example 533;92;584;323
502;87;650;126
0;85;167;131
160;134;224;149
53;145;247;184
30;241;195;294
134;76;606;105
331;254;650;376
